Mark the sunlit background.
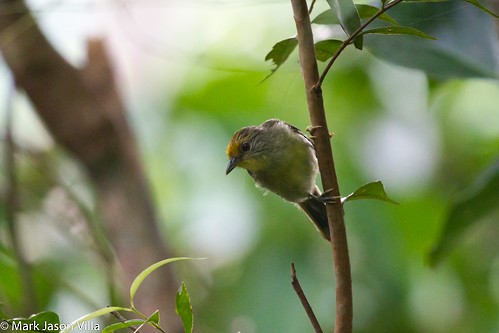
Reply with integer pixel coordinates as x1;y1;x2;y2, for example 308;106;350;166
1;0;498;332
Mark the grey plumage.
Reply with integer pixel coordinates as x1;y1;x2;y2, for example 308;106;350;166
226;119;330;241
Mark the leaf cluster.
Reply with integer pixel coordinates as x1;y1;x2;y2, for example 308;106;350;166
2;258;201;333
266;0;499;80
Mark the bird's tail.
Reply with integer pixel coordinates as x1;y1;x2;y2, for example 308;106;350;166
298;197;330;241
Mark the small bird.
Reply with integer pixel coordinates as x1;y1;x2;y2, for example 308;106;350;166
225;119;330;241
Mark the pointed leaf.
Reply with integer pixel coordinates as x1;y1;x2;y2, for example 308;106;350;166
102;320;146;333
326;0;363;49
130;257;201;308
264;37;298;79
104;311;160;333
342;181;398;204
60;307;132;333
176;282;193;333
356;4;399;25
362;26;436;39
365;1;499;79
429;160;499;267
9;312;60;333
366;34;498;79
313;6;398;25
148;310;160;325
465;0;499;18
311;10;340;25
315;39;343;62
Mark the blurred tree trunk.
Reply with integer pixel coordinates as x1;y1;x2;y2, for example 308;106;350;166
0;1;181;331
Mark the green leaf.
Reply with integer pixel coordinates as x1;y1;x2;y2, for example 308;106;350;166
60;307;132;333
103;311;160;333
342;181;398;204
356;4;399;25
32;312;59;333
429;160;499;267
365;1;499;79
325;0;363;49
8;312;60;333
102;320;146;333
465;0;499;18
311;10;340;25
315;39;343;62
312;6;398;25
361;26;436;39
366;35;498;79
130;257;201;308
148;310;160;325
176;282;193;333
263;37;298;79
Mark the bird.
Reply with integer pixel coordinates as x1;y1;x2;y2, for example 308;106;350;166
225;118;331;241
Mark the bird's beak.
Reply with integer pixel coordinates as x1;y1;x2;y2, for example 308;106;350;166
226;157;240;175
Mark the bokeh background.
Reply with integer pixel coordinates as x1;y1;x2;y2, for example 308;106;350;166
1;0;498;332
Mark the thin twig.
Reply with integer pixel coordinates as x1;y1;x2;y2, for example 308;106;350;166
316;0;404;89
291;264;324;333
308;0;316;14
290;0;352;332
111;311;139;333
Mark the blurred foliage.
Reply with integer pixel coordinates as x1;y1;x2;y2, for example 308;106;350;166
429;159;499;266
1;0;498;333
365;1;499;79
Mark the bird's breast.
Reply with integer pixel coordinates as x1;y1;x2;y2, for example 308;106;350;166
251;146;318;203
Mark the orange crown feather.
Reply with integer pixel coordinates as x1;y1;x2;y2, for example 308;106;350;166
226;128;253;158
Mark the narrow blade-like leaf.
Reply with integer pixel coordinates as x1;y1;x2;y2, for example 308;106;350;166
176;282;194;333
102;320;146;333
356;4;399;25
465;0;499;18
342;181;398;204
130;257;201;307
326;0;363;49
312;6;398;25
361;26;436;39
60;307;132;333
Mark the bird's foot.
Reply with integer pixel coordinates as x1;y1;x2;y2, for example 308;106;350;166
306;125;334;140
312;189;340;204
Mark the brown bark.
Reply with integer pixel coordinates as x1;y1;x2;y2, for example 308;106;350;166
0;1;181;331
290;0;353;332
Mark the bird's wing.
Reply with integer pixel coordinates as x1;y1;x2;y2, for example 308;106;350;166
285;121;316;149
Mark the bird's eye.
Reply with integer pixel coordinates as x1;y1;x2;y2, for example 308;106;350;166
241;141;251;152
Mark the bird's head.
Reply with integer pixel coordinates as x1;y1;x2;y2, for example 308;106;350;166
225;126;267;175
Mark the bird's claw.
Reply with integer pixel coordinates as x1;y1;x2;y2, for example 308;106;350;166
312;189;340;204
321;189;340;204
306;125;322;135
306;125;334;140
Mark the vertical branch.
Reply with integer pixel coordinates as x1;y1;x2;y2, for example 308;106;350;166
4;82;37;315
290;0;353;332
